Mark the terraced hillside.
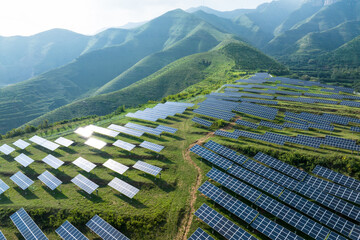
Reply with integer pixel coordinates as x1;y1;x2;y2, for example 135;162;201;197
0;73;360;239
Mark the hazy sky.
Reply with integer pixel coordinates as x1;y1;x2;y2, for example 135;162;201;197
0;0;271;37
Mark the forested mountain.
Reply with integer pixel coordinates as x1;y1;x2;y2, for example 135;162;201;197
1;0;360;134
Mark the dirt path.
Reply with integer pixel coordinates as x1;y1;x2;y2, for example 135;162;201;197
176;119;238;239
176;131;214;240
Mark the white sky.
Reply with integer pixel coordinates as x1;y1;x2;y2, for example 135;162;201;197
0;0;271;37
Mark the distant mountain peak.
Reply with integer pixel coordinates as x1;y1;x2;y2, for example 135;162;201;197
304;0;341;6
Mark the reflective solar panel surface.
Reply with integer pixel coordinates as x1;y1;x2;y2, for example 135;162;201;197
0;230;5;240
73;157;96;172
191;117;213;127
108;124;144;137
190;145;233;170
0;179;10;195
139;141;164;153
84;138;107;150
195;204;257;240
55;137;74;147
74;127;93;138
38;171;62;190
71;174;99;194
113;140;136;152
86;215;129;240
10;208;48;240
10;171;34;190
188;228;214;240
42;154;64;169
14;153;34;167
0;144;15;155
13;139;30;149
125;122;163;136
133;161;162;176
204;140;247;165
108;177;139;198
155;125;178;134
56;220;88;240
103;159;129;175
86;125;119;138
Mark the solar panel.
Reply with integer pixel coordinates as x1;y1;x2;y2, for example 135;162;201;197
86;215;129;240
10;171;34;190
253;152;307;181
37;171;62;191
84;138;107;150
0;179;10;195
71;174;99;194
41;140;60;151
139;141;164;153
235;119;259;129
86;125;119;138
191;117;213;127
108;177;139;198
188;228;214;240
155;125;177;134
29;135;46;145
133;161;162;176
204;140;247;165
55;137;74;147
214;130;240;139
74;127;93;138
195;204;257;240
0;144;15;155
56;220;88;240
190;145;233;170
10;208;48;240
103;159;129;175
14;153;34;167
199;182;258;224
0;230;6;240
107;124;144;137
13;139;30;149
42;154;64;169
113;140;136;152
313;165;360;191
73;157;96;172
125;122;163;136
259;120;283;130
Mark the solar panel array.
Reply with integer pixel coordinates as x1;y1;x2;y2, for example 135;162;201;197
193;105;235;121
155;125;178;134
55;137;74;147
29;135;60;151
56;220;88;240
71;174;99;194
139;141;164;153
0;230;5;240
74;127;93;138
10;171;34;190
190;145;232;170
125;122;163;136
103;159;129;175
0;179;10;195
42;154;64;169
73;157;96;172
188;228;214;240
260;120;283;130
108;177;139;198
84;138;107;150
10;208;48;240
133;161;162;176
195;204;257;240
0;144;15;155
14;153;34;167
86;215;129;240
108;124;144;137
235;119;258;129
283;122;309;130
13;139;30;149
204;140;247;165
277;84;309;91
340;101;360;108
86;125;120;138
113;139;136;152
240;98;278;105
313;165;360;191
191;117;213;127
37;171;62;190
351;126;360;132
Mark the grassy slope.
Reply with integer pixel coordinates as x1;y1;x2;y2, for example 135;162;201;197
26;40;286;127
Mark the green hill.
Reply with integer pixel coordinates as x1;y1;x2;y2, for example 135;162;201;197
25;40;287;127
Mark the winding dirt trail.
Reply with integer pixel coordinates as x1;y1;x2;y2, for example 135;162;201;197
177;118;239;239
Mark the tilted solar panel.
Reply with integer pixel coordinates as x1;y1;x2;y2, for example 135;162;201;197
86;215;129;240
10;208;48;240
0;179;10;195
42;154;64;169
188;228;214;240
0;230;6;240
155;125;178;134
133;161;162;176
204;140;247;165
0;144;15;155
37;171;62;191
55;137;74;147
10;171;34;190
86;125;119;137
108;124;144;137
125;122;163;136
195;204;257;240
190;145;233;170
103;159;129;175
56;220;88;240
14;153;34;167
74;127;93;138
73;157;96;173
13;139;30;149
71;174;99;194
108;177;139;199
84;138;107;150
191;117;213;127
139;141;164;153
